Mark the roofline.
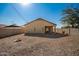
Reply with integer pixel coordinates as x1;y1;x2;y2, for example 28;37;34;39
24;18;57;26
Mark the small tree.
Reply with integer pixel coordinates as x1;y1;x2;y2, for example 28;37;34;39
61;8;79;28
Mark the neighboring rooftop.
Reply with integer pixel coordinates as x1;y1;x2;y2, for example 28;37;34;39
0;24;6;28
6;24;20;27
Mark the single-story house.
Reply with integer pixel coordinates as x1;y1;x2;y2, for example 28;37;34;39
24;18;57;33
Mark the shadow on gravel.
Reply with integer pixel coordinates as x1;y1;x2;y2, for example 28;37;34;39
24;32;68;38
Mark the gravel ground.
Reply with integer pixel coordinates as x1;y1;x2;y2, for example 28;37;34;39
0;29;79;56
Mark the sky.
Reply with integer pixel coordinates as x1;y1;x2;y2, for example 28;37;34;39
0;3;79;28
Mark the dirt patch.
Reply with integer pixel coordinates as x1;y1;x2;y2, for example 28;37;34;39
0;29;79;56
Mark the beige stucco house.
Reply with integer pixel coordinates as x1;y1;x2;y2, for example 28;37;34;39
24;18;57;33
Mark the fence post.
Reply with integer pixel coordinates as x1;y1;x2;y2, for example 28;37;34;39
69;27;70;35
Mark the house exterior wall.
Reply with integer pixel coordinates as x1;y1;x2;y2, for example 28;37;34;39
24;20;56;33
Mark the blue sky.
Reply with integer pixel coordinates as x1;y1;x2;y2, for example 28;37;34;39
0;3;79;28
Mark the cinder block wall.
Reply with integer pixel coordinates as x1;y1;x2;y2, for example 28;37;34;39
56;28;79;35
56;28;69;34
0;27;24;38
